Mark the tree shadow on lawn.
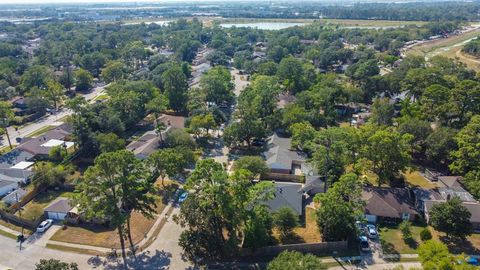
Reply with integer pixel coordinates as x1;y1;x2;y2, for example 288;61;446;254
380;239;400;262
99;249;172;270
404;237;419;250
279;232;305;245
440;235;480;255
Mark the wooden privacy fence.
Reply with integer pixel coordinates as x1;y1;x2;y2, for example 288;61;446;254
239;241;348;258
0;209;45;231
8;185;45;213
262;173;305;183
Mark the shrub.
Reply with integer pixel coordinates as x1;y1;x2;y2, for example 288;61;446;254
420;228;432;241
399;220;412;240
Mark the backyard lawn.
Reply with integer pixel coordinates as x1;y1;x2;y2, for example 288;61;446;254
403;170;437;189
16;190;75;222
273;206;322;244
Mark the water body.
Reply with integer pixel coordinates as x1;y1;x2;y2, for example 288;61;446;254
0;17;50;24
220;22;306;30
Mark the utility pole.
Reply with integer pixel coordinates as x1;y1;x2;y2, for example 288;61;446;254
0;118;12;150
16;192;25;251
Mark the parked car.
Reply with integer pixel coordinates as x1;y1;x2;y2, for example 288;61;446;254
355;221;366;232
359;236;370;252
36;219;53;233
366;224;378;238
178;192;188;203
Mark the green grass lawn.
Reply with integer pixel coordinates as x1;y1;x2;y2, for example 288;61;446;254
25;125;55;138
380;224;426;254
404;170;437;189
16;190;76;221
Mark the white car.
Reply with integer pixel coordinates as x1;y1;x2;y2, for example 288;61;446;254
366;224;378;238
36;219;53;233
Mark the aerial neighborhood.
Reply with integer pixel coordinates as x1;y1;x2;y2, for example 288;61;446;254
1;1;480;270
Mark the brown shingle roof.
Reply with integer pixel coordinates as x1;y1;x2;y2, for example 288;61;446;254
363;187;418;219
157;114;185;129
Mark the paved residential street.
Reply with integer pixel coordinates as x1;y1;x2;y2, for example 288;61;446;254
0;84;106;148
0;206;193;270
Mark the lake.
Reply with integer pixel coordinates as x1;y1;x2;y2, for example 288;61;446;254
220;22;307;30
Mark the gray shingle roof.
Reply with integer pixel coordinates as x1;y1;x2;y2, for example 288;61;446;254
264;181;303;215
127;131;160;159
0;179;16;189
44;198;74;214
0;149;34;169
425;200;480;224
264;133;306;171
18;124;73;156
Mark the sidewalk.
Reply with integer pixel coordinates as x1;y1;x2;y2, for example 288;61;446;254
0;223;21;237
44;203;175;254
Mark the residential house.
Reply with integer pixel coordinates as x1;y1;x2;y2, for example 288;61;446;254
0;180;17;197
264;181;304;216
351;111;372;127
414;177;480;231
127;131;160;160
0;149;34;184
17;124;74;159
362;187;419;223
189;62;212;87
2;188;27;206
10;96;28;116
263;133;324;193
127;114;186;159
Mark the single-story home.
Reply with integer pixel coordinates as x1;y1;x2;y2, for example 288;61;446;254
2;188;27;205
0;180;17;197
263;133;323;188
127;131;160;160
424;200;480;232
264;181;304;216
18;124;74;159
263;133;305;175
362;187;419;223
44;198;75;221
0;149;34;184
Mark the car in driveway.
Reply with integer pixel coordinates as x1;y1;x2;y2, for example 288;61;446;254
359;236;370;252
366;224;378;238
178;192;188;203
36;219;53;233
